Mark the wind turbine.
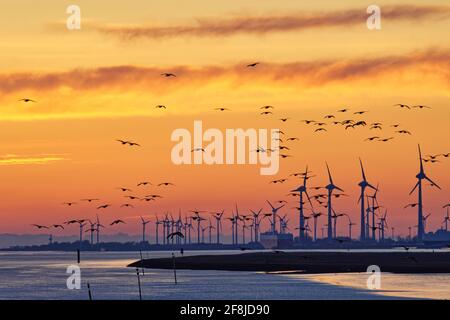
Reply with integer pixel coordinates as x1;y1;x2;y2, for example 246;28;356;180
211;210;224;244
379;210;388;242
367;184;380;241
344;214;355;239
234;204;240;244
311;212;322;241
291;166;314;242
207;218;215;244
266;200;285;234
95;215;104;244
250;209;262;242
409;145;441;241
422;213;432;233
155;215;162;245
443;207;449;231
140;216;150;243
358;158;377;241
190;210;206;244
325;163;343;240
331;209;345;238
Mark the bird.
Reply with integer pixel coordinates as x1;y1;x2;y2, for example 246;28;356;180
19;98;37;103
117;187;132;192
158;182;175;186
125;195;141;200
365;136;380;141
97;204;111;209
301;120;315;124
31;224;48;229
412;105;431;109
370;125;382;130
443;204;450;208
279;118;289;122
167;231;185;239
260;105;274;110
378;137;394;142
81;198;99;202
146;194;162;198
354;111;368;115
137;182;151;186
390;124;401;128
121;204;134;208
247;62;259;68
337;109;348;112
62;202;76;206
396;130;412;135
280;154;292;158
404;203;419;209
116;139;140;146
315;122;326;126
394;104;410;109
261;111;273;115
441;153;449;158
278;146;290;150
270;179;287;184
214;107;230;111
191;147;205;152
110;220;125;225
315;128;327;132
52;224;64;229
155;105;166;109
286;137;299;141
324;115;335;119
161;73;176;77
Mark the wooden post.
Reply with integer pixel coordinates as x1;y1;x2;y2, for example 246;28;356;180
77;249;80;263
136;268;142;300
172;253;177;285
87;282;93;300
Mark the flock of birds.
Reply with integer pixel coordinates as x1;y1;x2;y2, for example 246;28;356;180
22;62;449;242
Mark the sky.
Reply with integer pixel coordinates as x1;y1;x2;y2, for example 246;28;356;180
0;0;449;239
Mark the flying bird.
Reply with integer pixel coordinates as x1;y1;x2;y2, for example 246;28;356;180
158;182;175;186
137;182;151;186
19;98;36;103
167;231;185;239
378;137;394;142
247;62;259;68
365;136;380;141
191;147;205;152
81;198;99;202
214;107;230;111
117;187;132;192
404;203;419;209
315;128;327;132
260;111;273;115
260;105;274;110
31;224;48;229
279;118;289;122
412;105;431;109
161;73;176;77
396;130;412;135
354;111;368;115
110;220;125;225
121;204;134;208
394;104;410;109
97;204;111;209
155;105;166;109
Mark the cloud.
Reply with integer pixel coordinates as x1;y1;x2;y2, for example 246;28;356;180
0;154;67;165
0;48;449;95
93;5;450;40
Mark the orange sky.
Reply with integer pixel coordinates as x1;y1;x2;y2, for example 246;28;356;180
0;0;449;238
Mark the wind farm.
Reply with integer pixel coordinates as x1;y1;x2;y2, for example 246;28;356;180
0;0;450;302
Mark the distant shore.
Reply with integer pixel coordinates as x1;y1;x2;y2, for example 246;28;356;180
128;251;450;274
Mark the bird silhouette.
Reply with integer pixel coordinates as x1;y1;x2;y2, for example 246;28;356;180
214;107;230;111
247;62;259;67
260;105;274;109
315;128;327;132
31;224;48;229
279;118;289;122
280;154;292;158
158;182;175;186
116;139;140;146
118;187;132;192
19;98;37;103
396;130;412;135
81;198;99;202
161;73;176;77
155;105;166;109
62;202;76;206
404;203;419;209
365;136;380;141
412;105;430;109
337;109;348;112
121;204;134;208
97;204;111;209
167;231;185;239
378;137;394;142
354;111;368;115
394;104;410;109
260;111;273;115
301;120;315;124
324;115;335;119
286;137;299;141
137;182;151;186
191;147;205;152
110;219;125;225
52;224;64;229
125;195;141;200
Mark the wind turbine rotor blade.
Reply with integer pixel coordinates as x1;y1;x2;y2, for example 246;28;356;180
425;176;441;190
266;200;275;210
326;162;333;184
409;181;420;195
359;158;367;181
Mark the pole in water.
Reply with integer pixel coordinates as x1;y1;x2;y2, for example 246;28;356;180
77;249;80;263
87;282;93;300
136;268;142;300
139;250;145;276
172;252;177;285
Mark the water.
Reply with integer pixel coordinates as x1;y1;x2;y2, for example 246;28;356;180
0;250;448;300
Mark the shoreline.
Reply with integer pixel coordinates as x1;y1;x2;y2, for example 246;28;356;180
128;251;450;274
